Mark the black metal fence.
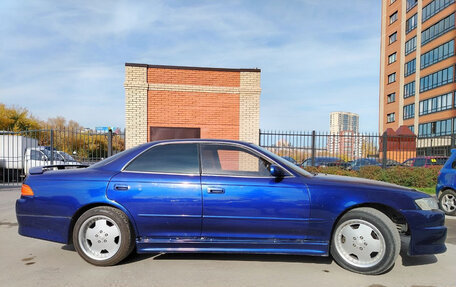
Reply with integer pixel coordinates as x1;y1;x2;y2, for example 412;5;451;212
0;128;125;185
259;130;454;168
2;128;454;185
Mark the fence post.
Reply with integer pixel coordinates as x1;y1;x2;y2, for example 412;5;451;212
107;129;113;157
311;130;316;166
258;129;261;146
50;129;54;165
382;132;387;169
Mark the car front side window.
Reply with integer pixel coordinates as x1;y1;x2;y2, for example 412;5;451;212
201;144;271;177
30;150;43;161
124;143;199;174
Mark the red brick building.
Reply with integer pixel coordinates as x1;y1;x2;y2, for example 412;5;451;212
124;63;261;149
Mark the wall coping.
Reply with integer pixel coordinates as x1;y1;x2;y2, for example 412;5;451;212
125;63;261;73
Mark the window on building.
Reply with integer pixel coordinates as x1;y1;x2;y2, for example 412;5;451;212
390;11;398;24
405;36;417;55
420;66;454;92
389;32;397;44
403;103;415;119
404;58;416;77
387;113;396;123
387;92;396;103
404;81;415;98
406;13;418;33
388;52;397;64
407;0;418;11
418;118;453;137
419;92;454;115
409;125;415;134
420;39;455;69
124;143;199;174
388;72;396;84
423;0;455;23
421;13;455;45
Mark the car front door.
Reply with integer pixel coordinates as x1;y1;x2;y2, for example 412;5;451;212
200;143;310;240
107;143;202;238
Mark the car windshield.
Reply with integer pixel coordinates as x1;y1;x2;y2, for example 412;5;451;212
89;144;148;169
59;152;75;161
252;144;313;177
41;149;64;161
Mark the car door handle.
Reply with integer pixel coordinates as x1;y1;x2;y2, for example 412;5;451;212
114;184;130;191
207;187;225;194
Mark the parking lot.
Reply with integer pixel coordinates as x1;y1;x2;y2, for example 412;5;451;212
1;187;455;287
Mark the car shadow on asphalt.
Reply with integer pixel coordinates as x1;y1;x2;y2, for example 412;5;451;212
61;238;438;268
121;252;333;266
60;244;333;265
399;236;437;267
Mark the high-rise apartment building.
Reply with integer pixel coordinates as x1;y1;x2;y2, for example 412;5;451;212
328;112;361;158
330;112;359;133
380;0;456;137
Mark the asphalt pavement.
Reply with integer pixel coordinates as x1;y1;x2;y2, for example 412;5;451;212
1;187;455;287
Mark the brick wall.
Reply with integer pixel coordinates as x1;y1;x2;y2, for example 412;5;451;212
124;65;148;149
125;63;261;149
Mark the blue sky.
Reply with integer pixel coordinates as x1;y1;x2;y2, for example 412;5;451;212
0;0;381;132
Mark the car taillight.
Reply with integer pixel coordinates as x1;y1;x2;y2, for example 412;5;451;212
21;184;34;196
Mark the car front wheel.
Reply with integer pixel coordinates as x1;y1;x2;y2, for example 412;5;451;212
73;206;135;266
330;207;400;275
439;189;456;216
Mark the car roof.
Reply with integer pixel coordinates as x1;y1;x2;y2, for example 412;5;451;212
145;139;253;146
410;156;448;159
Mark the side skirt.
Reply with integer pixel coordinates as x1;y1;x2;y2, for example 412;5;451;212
136;237;329;256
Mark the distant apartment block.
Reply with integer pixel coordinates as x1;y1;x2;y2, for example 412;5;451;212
330;112;359;134
380;0;456;138
328;112;361;158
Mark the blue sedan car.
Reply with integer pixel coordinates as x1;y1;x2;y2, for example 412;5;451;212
16;139;446;275
436;149;456;215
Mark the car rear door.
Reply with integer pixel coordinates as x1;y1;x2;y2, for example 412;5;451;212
107;143;202;238
200;143;310;240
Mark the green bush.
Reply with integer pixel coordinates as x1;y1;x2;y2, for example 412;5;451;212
303;166;441;188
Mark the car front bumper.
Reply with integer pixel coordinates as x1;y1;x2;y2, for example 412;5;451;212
401;209;447;256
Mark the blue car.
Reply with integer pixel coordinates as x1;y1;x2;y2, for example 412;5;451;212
16;139;446;275
436;149;456;216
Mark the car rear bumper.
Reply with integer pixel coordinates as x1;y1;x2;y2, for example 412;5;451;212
401;209;447;255
16;197;71;244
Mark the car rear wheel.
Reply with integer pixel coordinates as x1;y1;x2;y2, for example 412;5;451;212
439;189;456;216
73;206;135;266
331;207;400;275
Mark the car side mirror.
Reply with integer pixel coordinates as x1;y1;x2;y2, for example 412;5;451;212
269;165;284;178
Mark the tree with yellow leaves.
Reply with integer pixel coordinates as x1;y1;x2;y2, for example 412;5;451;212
0;104;41;131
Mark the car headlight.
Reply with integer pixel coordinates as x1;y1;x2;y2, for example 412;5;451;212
415;197;439;210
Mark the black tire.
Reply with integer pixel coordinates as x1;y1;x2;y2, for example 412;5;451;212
330;207;400;275
73;206;135;266
439;189;456;216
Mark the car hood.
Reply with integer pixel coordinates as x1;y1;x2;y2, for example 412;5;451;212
312;173;428;198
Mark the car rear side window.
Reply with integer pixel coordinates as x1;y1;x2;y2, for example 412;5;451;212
414;158;426;167
124;143;199;174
